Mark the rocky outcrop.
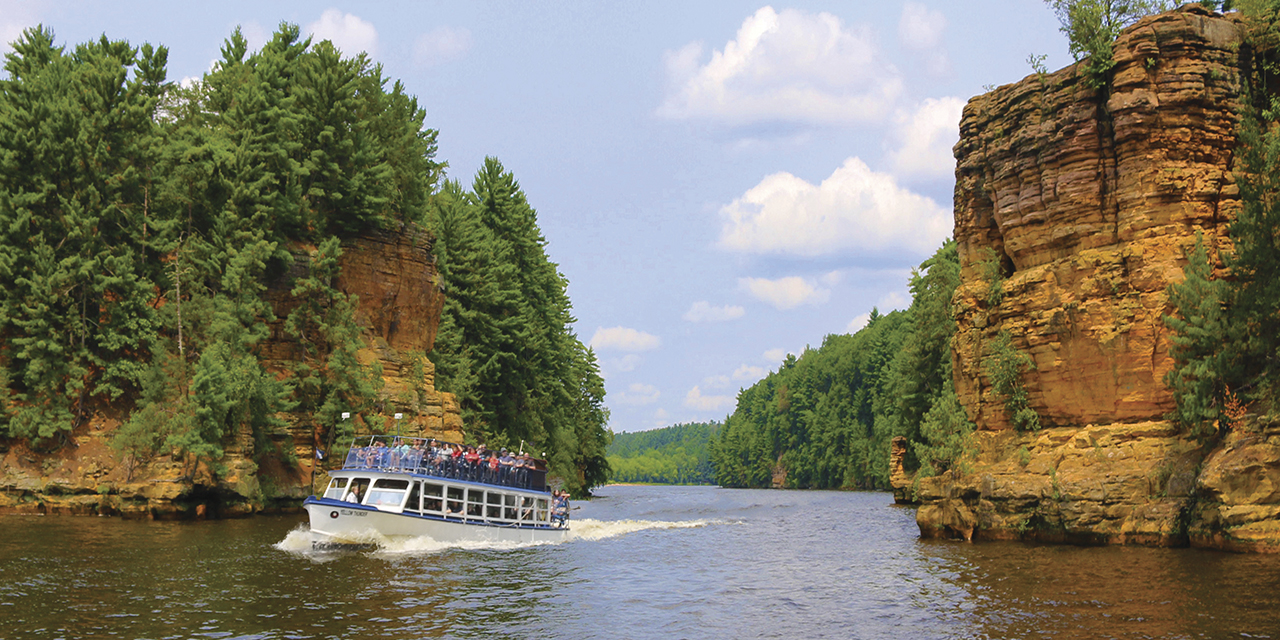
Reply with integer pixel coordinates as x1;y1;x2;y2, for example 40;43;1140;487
0;225;463;519
903;6;1280;551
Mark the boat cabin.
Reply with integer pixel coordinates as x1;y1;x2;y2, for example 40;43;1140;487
323;473;554;526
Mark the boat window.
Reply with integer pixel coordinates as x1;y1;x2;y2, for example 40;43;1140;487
536;498;549;522
405;481;422;514
324;477;350;500
504;494;517;520
519;496;535;521
466;489;484;517
366;478;410;508
423;483;444;513
485;491;502;519
446;486;464;516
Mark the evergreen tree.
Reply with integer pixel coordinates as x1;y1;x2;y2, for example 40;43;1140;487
1163;232;1232;432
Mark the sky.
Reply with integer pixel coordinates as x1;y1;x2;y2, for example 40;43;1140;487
1;1;1076;433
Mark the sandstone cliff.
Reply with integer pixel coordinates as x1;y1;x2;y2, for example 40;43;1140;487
0;225;462;519
900;6;1280;551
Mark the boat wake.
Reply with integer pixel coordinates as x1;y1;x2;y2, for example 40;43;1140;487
275;517;737;558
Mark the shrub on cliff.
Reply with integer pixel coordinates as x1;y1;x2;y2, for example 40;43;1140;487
1045;0;1171;86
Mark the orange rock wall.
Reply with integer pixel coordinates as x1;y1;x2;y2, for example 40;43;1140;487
906;7;1280;552
0;225;462;518
952;6;1242;430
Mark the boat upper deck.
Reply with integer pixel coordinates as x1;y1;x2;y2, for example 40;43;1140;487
340;435;549;493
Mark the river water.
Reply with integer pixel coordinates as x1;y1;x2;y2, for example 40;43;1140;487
1;485;1278;639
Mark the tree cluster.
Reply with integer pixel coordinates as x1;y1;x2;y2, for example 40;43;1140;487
0;25;610;494
607;422;719;485
427;160;610;497
709;241;974;489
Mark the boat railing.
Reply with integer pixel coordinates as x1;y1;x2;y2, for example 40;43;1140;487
339;435;548;492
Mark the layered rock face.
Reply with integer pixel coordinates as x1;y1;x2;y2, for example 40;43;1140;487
903;6;1280;551
0;225;462;519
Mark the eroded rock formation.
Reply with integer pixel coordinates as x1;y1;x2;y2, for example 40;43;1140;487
0;225;462;519
901;6;1280;551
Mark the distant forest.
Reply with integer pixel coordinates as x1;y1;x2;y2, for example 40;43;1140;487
0;25;608;496
709;241;969;490
607;422;718;485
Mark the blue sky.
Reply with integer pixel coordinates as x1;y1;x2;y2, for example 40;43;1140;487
4;1;1074;432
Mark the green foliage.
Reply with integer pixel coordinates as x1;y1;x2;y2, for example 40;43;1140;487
607;422;720;485
1045;0;1170;87
1162;3;1280;429
0;24;443;478
985;330;1041;431
1163;232;1232;433
710;240;969;489
979;247;1006;307
428;159;611;497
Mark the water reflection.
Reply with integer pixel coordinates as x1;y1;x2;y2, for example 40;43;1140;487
917;540;1280;639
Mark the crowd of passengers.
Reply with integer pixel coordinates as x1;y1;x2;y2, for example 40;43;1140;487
345;438;542;489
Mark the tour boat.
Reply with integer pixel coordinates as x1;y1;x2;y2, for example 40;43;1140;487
303;435;570;548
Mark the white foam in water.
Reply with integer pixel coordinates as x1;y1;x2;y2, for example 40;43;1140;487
275;518;739;557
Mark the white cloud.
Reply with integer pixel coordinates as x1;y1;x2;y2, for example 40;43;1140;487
657;6;902;127
899;3;945;49
703;374;731;389
898;3;950;76
615;383;660;406
414;26;472;66
718;157;951;257
733;364;766;382
763;348;793;363
589;326;662;352
683;301;745;323
739;276;830;310
880;290;910;311
848;312;872;333
306;9;378;57
887;97;964;180
684;386;735;412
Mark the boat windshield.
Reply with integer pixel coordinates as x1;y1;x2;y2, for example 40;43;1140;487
366;478;410;509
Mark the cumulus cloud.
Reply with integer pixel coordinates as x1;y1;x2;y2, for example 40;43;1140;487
848;312;872;333
657;6;902;127
718;157;951;257
763;348;793;363
739;276;830;310
703;374;731;389
899;3;950;76
414;26;472;66
684;386;735;412
589;326;662;352
306;9;378;57
733;364;766;382
615;383;660;406
683;301;745;323
899;3;946;50
887;97;964;180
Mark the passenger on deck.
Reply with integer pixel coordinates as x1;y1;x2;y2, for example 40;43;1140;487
551;490;569;527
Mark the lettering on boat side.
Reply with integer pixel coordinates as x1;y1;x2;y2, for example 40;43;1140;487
339;509;367;517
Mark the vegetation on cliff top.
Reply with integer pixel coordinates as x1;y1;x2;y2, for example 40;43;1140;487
0;24;610;495
607;422;718;485
709;240;973;490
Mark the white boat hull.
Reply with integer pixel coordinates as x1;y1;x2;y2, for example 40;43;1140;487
305;497;569;547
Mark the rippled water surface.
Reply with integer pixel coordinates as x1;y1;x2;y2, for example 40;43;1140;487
1;485;1278;639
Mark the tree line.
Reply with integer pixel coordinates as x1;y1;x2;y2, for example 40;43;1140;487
607;422;719;485
709;241;972;489
0;24;609;496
